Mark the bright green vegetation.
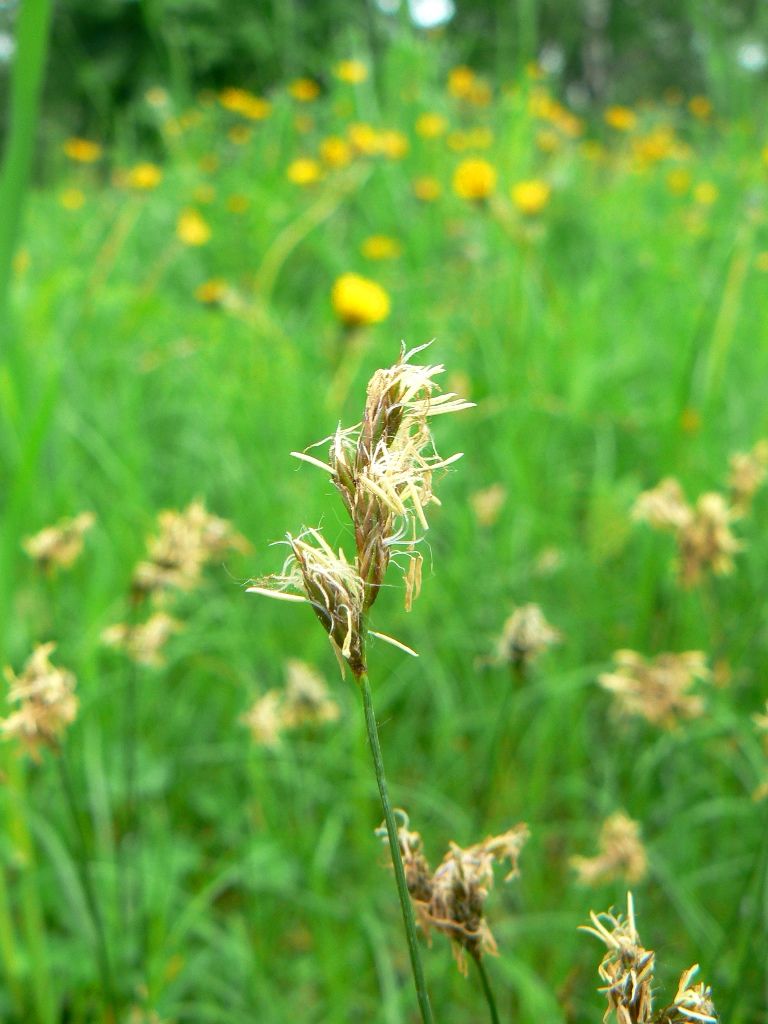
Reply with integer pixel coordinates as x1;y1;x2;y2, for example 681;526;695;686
1;27;768;1024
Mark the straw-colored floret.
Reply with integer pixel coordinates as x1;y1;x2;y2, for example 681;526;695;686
1;644;78;759
241;659;340;745
379;812;529;974
23;511;95;571
101;612;183;666
728;439;768;513
599;650;709;728
495;604;561;668
571;812;648;885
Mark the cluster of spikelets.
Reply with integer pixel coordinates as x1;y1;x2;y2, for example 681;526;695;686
571;813;648;887
582;894;717;1024
599;651;710;729
632;439;768;586
248;343;473;677
240;659;340;747
22;511;96;573
493;603;561;670
0;644;78;760
379;812;529;974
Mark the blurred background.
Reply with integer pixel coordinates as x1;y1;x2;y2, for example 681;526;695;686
1;2;768;1023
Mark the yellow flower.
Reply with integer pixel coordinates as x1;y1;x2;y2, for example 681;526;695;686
63;138;102;163
333;59;368;83
320;136;352;168
694;181;718;206
348;122;380;155
756;252;768;272
176;209;211;246
604;106;637;131
219;88;271;120
125;162;163;190
416;112;448;138
331;273;390;327
465;126;494;150
199;154;220;174
447;65;476;100
468;80;492;107
511;179;551;215
59;188;85;211
688;95;712;119
536;129;561;153
447;130;469;152
287;158;322;185
290;78;320;101
227;193;250;214
361;235;401;260
666;168;691;196
13;249;30;276
379;130;408;160
452;158;497;201
195;279;229;304
413;177;441;202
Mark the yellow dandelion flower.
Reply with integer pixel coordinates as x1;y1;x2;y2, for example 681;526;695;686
199;154;220;174
361;235;401;260
227;193;250;214
287;158;322;185
176;209;211;246
452;158;497;201
447;65;476;99
468;80;492;106
511;179;551;216
195;279;229;304
666;168;691;195
465;126;494;149
333;59;368;83
348;122;380;155
59;188;85;211
219;88;271;120
379;130;408;160
694;181;718;206
290;78;320;102
688;95;712;119
413;176;441;202
63;138;102;163
416;112;448;138
604;105;637;131
320;135;352;168
331;273;390;327
447;130;469;152
125;162;163;190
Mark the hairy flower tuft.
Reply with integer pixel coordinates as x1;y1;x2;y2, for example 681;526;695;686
599;650;709;728
1;644;78;759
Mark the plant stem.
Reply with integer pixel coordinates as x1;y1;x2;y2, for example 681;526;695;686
0;0;54;326
473;954;501;1024
57;751;118;1018
359;672;434;1024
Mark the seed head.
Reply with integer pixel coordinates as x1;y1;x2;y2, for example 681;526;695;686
495;604;561;669
581;894;655;1024
1;644;78;759
728;440;768;513
656;965;718;1024
23;512;95;572
599;651;709;729
241;660;340;745
101;612;183;667
571;812;648;886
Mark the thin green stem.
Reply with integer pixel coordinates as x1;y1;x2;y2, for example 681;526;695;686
0;0;54;325
57;751;118;1018
473;954;501;1024
359;672;434;1024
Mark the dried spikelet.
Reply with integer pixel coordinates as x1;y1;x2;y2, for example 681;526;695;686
280;659;341;728
632;479;692;532
101;612;183;667
728;440;768;513
656;965;718;1024
23;511;95;571
571;812;648;885
581;893;655;1024
599;650;709;728
470;483;506;527
241;660;341;745
379;814;529;974
249;528;366;675
678;493;742;586
633;478;743;587
294;343;473;611
1;644;78;759
133;500;249;598
495;604;561;669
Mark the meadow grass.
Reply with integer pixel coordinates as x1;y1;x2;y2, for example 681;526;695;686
1;26;768;1024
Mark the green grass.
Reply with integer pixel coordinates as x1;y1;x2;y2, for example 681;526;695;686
1;26;768;1024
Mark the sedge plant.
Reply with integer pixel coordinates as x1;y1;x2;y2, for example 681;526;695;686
248;343;473;1022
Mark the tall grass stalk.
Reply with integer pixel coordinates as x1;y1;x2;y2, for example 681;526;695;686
360;672;434;1024
0;0;54;327
473;954;500;1024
